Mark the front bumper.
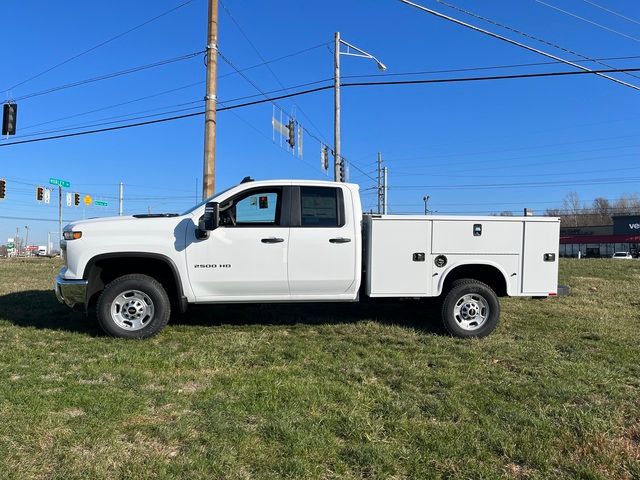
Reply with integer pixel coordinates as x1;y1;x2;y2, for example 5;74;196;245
54;274;88;308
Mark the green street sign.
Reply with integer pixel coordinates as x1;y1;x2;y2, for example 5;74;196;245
95;200;108;207
49;177;71;188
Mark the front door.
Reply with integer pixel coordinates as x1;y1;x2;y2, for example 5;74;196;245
186;187;290;300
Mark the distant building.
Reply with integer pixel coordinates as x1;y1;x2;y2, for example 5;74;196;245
560;215;640;258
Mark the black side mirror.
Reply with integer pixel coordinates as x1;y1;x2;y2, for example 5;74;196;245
197;202;219;239
202;202;219;230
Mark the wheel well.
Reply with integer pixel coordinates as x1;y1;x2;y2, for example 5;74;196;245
442;264;508;297
85;255;183;310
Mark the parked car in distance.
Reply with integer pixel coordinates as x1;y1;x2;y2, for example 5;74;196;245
612;252;633;259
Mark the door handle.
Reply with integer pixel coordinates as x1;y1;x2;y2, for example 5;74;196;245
329;237;351;244
261;237;284;244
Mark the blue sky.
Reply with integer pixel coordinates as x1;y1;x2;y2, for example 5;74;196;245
1;0;639;246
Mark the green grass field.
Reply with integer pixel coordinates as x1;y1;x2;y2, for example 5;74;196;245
0;258;638;479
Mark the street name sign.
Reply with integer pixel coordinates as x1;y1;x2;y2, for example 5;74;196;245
95;200;108;207
49;177;71;188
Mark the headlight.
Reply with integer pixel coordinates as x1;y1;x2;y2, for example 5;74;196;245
63;231;82;240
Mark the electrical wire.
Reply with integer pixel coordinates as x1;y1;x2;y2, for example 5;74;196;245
398;0;640;91
535;0;640;43
219;0;330;145
13;51;205;102
3;66;640;148
390;176;640;190
2;0;197;94
434;0;640;81
582;0;640;27
341;55;640;80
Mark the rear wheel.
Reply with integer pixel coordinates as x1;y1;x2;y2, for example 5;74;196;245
97;274;170;339
441;279;500;338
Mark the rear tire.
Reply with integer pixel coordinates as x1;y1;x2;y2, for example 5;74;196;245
441;279;500;338
97;274;170;339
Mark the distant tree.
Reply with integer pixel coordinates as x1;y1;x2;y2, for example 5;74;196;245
498;210;513;216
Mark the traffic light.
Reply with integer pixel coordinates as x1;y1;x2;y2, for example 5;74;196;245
36;186;44;201
287;119;295;148
0;179;6;199
74;193;80;206
2;103;17;136
338;160;346;182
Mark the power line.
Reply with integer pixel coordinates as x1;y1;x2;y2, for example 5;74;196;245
582;0;640;27
434;0;640;81
218;0;330;144
2;0;197;94
535;0;640;43
14;51;205;102
398;0;640;91
342;55;640;80
6;105;205;141
3;66;640;147
390;176;640;190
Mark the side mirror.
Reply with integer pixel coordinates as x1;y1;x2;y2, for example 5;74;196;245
197;202;219;239
202;202;219;231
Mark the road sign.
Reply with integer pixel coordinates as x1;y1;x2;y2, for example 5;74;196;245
95;200;108;207
66;192;72;207
43;188;51;204
84;195;92;206
49;177;70;188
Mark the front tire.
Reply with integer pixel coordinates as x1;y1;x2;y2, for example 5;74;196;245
97;274;170;339
441;279;500;338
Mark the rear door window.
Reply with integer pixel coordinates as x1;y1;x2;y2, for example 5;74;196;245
300;187;343;227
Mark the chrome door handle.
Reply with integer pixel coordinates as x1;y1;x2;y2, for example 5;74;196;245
261;237;284;243
329;237;351;244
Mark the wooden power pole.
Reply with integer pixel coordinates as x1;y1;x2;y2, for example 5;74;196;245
202;0;219;199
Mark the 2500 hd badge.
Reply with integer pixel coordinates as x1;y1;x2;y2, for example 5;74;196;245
193;264;232;269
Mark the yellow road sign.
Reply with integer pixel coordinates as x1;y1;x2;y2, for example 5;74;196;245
84;194;92;206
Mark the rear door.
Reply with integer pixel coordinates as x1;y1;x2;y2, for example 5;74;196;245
287;186;358;297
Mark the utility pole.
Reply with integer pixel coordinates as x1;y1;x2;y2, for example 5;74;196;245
118;182;124;216
24;225;29;255
376;152;383;214
202;0;219;199
333;32;341;182
382;166;388;214
423;195;431;215
58;186;62;247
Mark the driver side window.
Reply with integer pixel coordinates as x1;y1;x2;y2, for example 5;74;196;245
220;189;281;227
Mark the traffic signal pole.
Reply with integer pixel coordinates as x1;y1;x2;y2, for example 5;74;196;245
202;0;219;199
58;186;62;248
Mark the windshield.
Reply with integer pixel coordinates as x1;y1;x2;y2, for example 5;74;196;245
613;253;628;257
180;185;236;215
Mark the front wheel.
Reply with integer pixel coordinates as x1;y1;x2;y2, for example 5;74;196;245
97;274;170;339
441;279;500;338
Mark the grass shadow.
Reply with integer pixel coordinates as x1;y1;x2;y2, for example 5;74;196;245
0;290;100;335
0;290;444;336
175;299;445;335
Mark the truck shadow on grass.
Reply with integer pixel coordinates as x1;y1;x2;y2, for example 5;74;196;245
0;290;444;336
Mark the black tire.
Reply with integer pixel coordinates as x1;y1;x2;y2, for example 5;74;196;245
96;274;170;339
441;279;500;338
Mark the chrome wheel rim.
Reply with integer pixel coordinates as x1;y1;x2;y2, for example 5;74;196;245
110;290;154;331
453;293;490;331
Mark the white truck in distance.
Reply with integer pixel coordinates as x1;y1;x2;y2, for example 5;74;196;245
55;178;560;339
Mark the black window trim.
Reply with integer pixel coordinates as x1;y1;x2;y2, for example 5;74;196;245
291;185;345;228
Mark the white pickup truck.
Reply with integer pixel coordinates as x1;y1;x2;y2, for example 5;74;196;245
55;178;560;339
